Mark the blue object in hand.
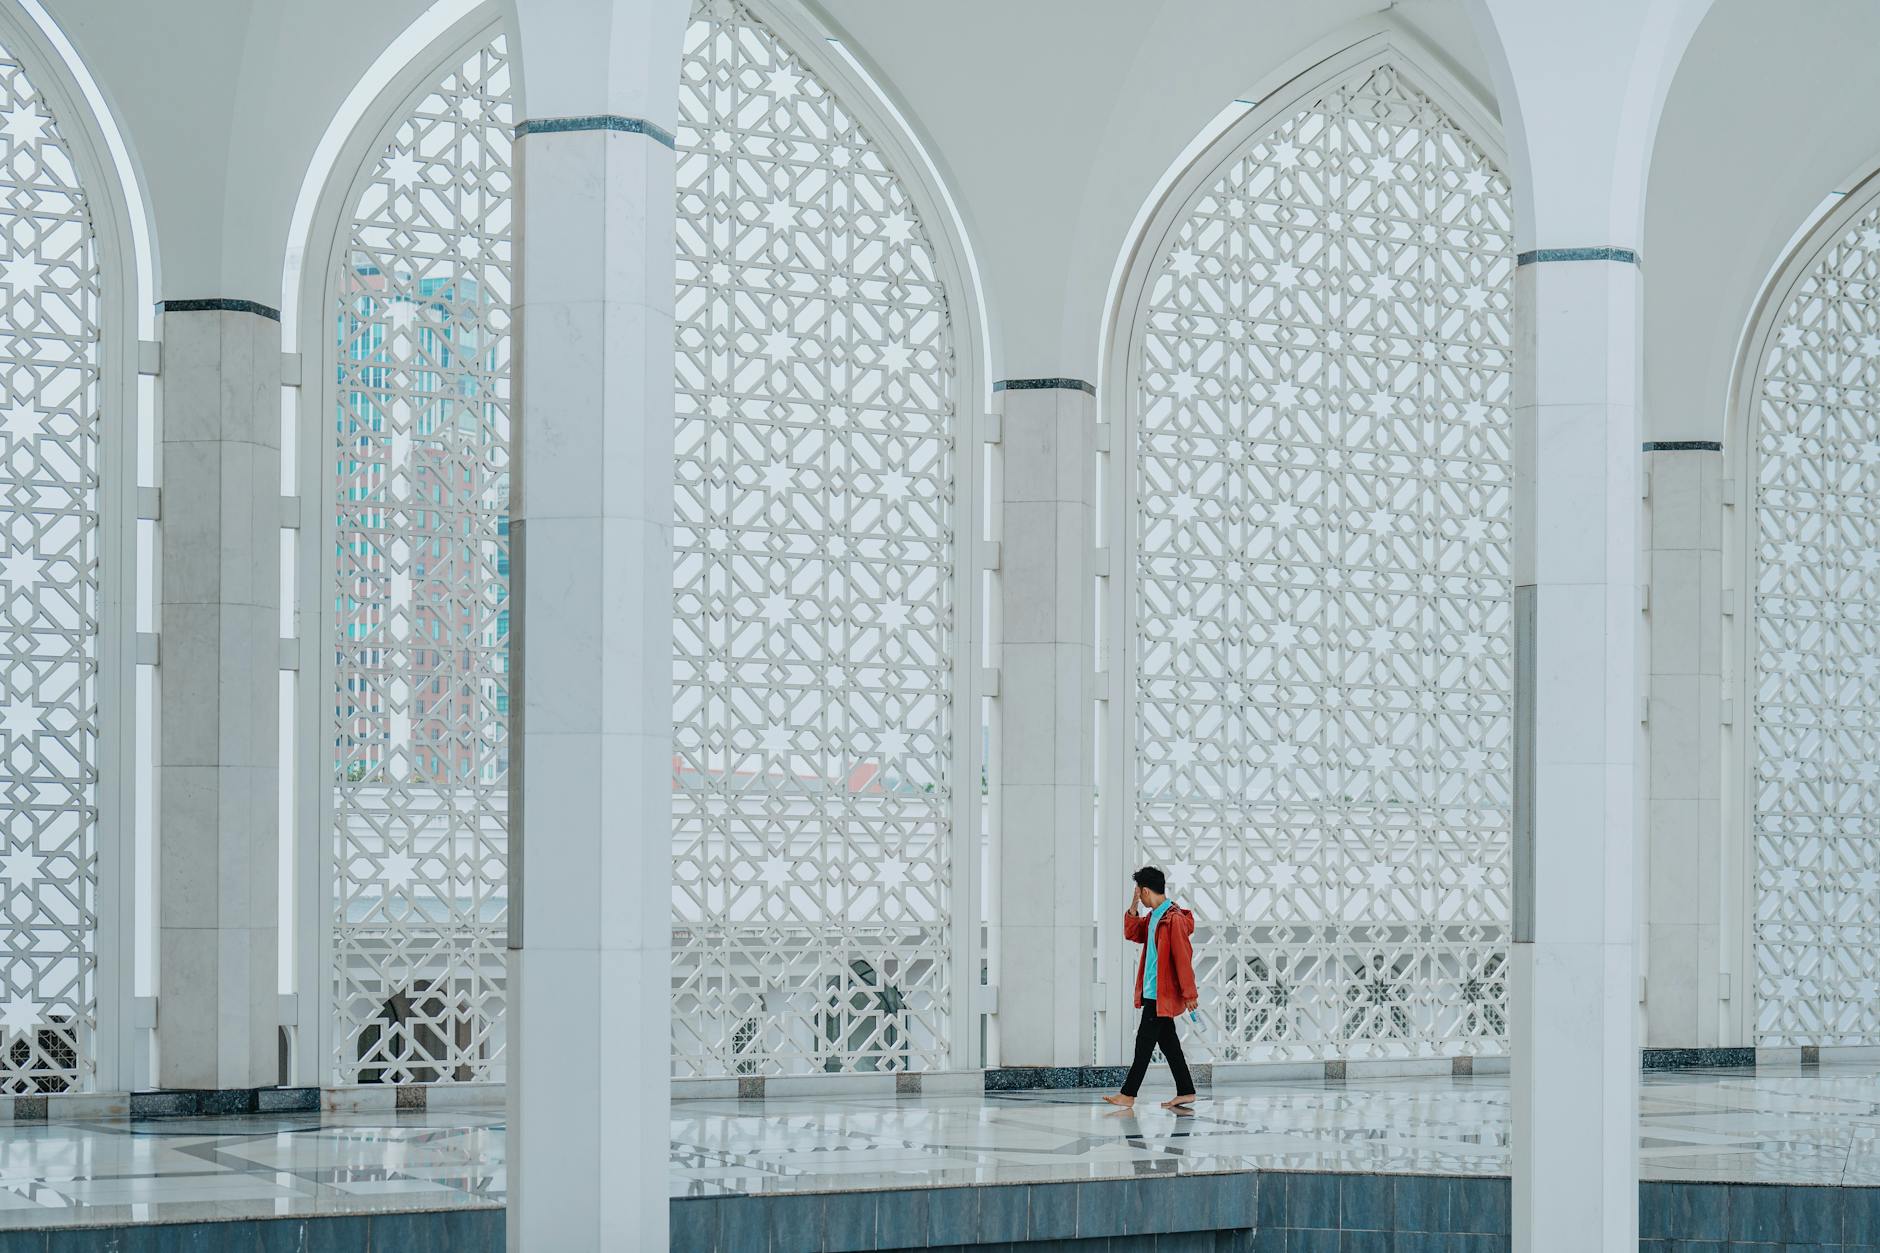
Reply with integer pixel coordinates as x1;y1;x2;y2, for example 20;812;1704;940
1188;1012;1198;1023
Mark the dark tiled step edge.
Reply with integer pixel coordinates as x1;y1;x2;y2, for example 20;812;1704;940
1640;1179;1880;1245
984;1064;1210;1091
1641;1046;1756;1071
672;1171;1511;1252
130;1087;320;1119
9;1208;502;1252
676;1173;1252;1251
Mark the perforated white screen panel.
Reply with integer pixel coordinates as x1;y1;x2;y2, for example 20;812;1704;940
671;0;959;1076
0;37;100;1095
330;35;512;1084
1129;60;1514;1061
1752;196;1880;1045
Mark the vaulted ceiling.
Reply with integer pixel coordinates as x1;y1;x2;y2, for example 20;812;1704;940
34;0;1880;438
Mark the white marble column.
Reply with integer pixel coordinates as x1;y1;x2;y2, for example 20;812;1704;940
1643;444;1728;1047
507;0;683;1245
1468;3;1714;1244
1509;251;1643;1251
154;301;282;1090
994;379;1098;1067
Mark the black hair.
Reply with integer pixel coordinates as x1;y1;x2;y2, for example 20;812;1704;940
1133;865;1167;895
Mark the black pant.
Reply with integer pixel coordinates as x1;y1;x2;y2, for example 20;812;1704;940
1121;999;1194;1098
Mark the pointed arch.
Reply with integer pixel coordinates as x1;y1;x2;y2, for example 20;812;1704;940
1100;34;1515;1062
291;12;515;1087
288;0;991;1086
0;1;152;1092
1729;164;1880;1048
670;0;984;1076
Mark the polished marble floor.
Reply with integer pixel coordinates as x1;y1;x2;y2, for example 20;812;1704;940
671;1064;1880;1196
0;1109;503;1230
2;1065;1880;1228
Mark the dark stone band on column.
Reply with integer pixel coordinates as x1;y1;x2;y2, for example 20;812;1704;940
515;114;677;151
1641;1047;1755;1071
1515;246;1640;267
984;1065;1140;1090
155;298;281;321
1642;440;1722;452
993;378;1096;396
129;1087;320;1118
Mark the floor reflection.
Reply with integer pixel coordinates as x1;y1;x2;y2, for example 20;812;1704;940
0;1063;1876;1227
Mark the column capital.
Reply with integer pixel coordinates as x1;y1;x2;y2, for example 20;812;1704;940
1468;0;1714;248
512;0;688;130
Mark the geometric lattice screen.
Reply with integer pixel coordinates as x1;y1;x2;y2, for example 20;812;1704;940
1751;193;1880;1045
0;40;100;1094
1131;60;1514;1061
330;35;511;1084
673;0;958;1076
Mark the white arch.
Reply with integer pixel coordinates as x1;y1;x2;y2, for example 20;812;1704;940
809;16;997;404
281;0;496;352
280;0;1000;1086
1097;30;1516;1063
1724;164;1880;1051
284;10;517;1088
0;0;156;1092
1095;21;1504;391
277;0;997;386
669;0;989;1075
1101;30;1506;380
1727;150;1880;436
747;0;992;410
9;0;154;331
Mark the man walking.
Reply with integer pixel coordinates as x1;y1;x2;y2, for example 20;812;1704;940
1104;865;1199;1110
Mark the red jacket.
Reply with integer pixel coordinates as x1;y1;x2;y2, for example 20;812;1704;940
1125;902;1197;1017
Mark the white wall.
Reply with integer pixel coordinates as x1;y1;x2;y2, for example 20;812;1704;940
1645;0;1880;443
815;0;1495;378
41;0;1870;433
45;0;428;300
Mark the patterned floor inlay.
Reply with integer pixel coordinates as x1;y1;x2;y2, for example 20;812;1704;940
1;1065;1879;1227
0;1109;504;1230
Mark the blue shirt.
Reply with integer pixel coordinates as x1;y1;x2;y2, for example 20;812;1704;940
1142;900;1173;1001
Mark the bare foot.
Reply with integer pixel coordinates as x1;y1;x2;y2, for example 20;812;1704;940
1101;1094;1135;1110
1160;1094;1197;1110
